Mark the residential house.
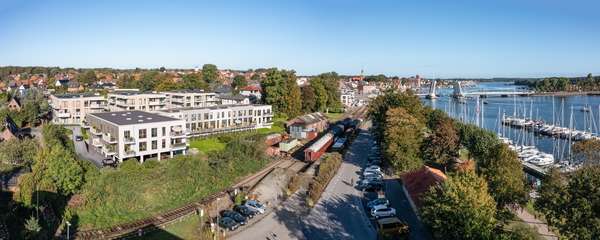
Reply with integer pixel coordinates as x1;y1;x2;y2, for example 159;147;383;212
163;90;218;109
239;85;262;102
106;91;168;112
218;94;250;105
7;97;21;111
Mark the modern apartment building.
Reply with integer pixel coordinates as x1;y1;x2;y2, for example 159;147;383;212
217;94;250;105
106;91;167;112
163;90;218;109
85;111;187;163
159;104;273;136
49;93;107;125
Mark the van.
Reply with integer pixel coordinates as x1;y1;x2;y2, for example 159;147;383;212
376;217;409;239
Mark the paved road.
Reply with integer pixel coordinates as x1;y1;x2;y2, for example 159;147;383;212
231;128;376;240
383;177;432;239
69;126;104;167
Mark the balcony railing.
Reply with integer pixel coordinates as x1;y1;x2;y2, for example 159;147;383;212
56;112;70;118
104;148;116;155
102;135;117;144
171;142;187;149
170;131;187;138
90;128;103;136
91;139;103;147
123;149;136;157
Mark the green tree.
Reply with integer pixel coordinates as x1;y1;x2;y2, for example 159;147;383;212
182;73;208;90
0;138;38;172
421;171;497;240
312;72;341;111
301;85;316;113
477;143;527;208
201;64;219;84
261;69;302;118
537;166;600;239
23;215;43;240
368;91;426;141
116;74;136;89
383;107;425;173
232;75;247;90
572;139;600;166
311;78;329;111
77;70;97;86
138;71;161;91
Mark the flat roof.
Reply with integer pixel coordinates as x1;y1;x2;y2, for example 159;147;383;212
88;110;180;125
109;91;164;96
165;89;213;94
159;104;270;113
53;93;103;99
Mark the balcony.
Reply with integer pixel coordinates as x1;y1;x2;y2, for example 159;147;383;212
122;149;136;157
170;131;187;138
90;128;103;136
56;112;71;118
149;100;166;105
124;136;136;144
102;135;117;144
92;139;103;148
103;147;116;156
171;142;188;149
89;103;107;109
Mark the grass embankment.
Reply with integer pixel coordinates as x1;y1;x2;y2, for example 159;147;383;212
257;116;286;134
189;138;226;154
307;153;343;207
75;135;270;229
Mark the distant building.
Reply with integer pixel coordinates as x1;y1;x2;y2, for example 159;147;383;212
159;104;273;136
67;81;84;93
218;94;250;105
49;93;107;125
286;112;328;140
239;85;262;102
296;77;308;86
163;90;218;109
0;116;24;141
85;111;187;163
340;91;355;107
107;91;168;112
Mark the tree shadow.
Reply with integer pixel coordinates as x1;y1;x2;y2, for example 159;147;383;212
120;224;184;240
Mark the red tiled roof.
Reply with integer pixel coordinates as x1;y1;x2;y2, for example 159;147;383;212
241;85;261;91
402;166;447;207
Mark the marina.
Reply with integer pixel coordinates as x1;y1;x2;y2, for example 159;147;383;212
422;82;600;182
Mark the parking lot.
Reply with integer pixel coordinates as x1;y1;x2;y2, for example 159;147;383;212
68;126;105;167
355;132;432;240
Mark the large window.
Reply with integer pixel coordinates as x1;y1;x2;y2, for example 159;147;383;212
139;129;147;139
162;127;166;136
152;140;158;150
151;128;157;137
139;142;147;151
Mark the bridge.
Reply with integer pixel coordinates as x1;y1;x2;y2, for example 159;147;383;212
416;81;534;98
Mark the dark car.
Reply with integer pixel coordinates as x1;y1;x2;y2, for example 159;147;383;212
222;210;247;225
234;205;257;218
218;217;240;231
363;182;384;192
75;135;84;141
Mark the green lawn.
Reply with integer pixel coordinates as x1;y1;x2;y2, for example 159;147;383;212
189;138;226;154
138;215;202;240
325;112;345;122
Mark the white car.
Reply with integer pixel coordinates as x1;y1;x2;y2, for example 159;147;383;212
365;165;381;172
363;171;383;179
371;207;396;218
364;169;382;175
370;204;389;211
244;200;266;214
363;174;383;181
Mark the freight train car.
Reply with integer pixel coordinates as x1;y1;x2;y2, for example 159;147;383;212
304;133;334;161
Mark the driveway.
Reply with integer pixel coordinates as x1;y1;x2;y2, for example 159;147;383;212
68;126;104;167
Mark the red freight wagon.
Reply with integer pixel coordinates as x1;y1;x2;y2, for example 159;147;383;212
304;133;334;161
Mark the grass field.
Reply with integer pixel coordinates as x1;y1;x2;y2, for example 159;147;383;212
75;136;271;229
138;215;202;240
189;138;226;154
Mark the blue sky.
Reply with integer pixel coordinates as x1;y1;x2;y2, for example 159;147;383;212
1;0;599;78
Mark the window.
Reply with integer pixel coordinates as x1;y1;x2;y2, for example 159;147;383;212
162;127;166;136
152;140;157;150
162;139;166;148
139;142;147;151
151;128;157;137
124;130;131;138
139;129;147;139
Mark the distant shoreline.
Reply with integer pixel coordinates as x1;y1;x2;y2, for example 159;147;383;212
530;91;600;96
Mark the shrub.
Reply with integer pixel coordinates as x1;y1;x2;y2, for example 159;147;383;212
307;153;342;205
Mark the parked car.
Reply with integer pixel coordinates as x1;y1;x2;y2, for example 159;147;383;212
222;210;247;225
365;165;381;172
218;217;240;231
234;205;257;218
364;169;382;175
363;172;383;180
102;158;116;167
244;200;266;214
75;135;83;141
376;217;409;239
371;207;396;219
363;182;384;191
367;198;389;209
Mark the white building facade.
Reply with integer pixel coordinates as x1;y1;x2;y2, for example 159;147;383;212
159;104;273;136
163;90;218;109
86;111;187;163
107;91;167;112
49;93;107;125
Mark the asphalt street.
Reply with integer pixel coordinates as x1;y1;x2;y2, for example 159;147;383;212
69;126;104;167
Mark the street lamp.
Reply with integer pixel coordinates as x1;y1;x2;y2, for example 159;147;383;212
215;197;220;240
66;221;71;240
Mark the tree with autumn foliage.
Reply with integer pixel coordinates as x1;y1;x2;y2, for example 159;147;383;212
261;68;302;118
383;107;425;173
572;139;600;166
422;111;460;166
